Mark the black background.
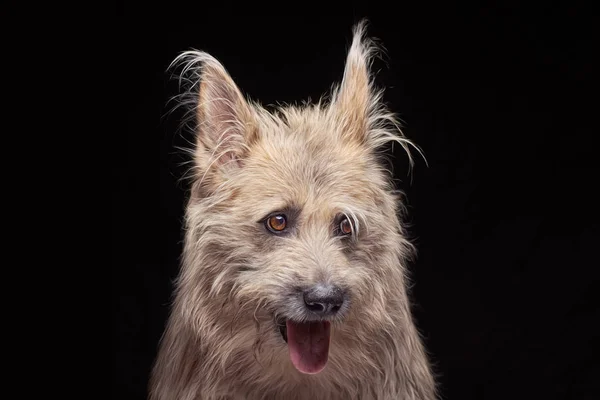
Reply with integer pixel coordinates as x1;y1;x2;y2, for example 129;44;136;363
115;3;598;399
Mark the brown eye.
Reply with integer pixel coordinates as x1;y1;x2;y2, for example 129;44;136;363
266;214;287;233
339;217;352;235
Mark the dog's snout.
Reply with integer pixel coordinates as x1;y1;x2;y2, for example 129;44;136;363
303;284;345;316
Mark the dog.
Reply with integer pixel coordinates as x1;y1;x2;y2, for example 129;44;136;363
149;20;437;400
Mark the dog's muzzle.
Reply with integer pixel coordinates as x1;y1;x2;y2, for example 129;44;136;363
276;284;348;375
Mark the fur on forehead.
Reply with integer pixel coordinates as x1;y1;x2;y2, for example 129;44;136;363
168;20;424;192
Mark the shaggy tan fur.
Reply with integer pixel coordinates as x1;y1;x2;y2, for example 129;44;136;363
149;21;438;400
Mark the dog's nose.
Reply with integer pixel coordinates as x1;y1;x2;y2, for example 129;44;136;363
303;284;345;315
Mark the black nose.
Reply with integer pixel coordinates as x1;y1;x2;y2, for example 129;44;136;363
303;284;345;315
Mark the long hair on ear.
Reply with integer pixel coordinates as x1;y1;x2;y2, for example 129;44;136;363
330;20;427;177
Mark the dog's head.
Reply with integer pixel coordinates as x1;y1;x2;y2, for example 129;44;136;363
172;21;421;375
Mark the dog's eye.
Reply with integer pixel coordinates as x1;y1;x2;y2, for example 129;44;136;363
266;214;287;233
339;217;352;235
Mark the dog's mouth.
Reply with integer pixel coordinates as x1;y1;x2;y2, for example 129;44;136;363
277;318;331;375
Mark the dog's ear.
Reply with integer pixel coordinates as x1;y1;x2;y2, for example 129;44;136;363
178;52;257;186
196;54;257;168
332;21;379;143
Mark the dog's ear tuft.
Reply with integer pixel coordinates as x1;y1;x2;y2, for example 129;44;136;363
332;20;380;143
331;22;423;169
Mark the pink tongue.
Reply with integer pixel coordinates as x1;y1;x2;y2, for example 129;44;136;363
286;320;331;374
